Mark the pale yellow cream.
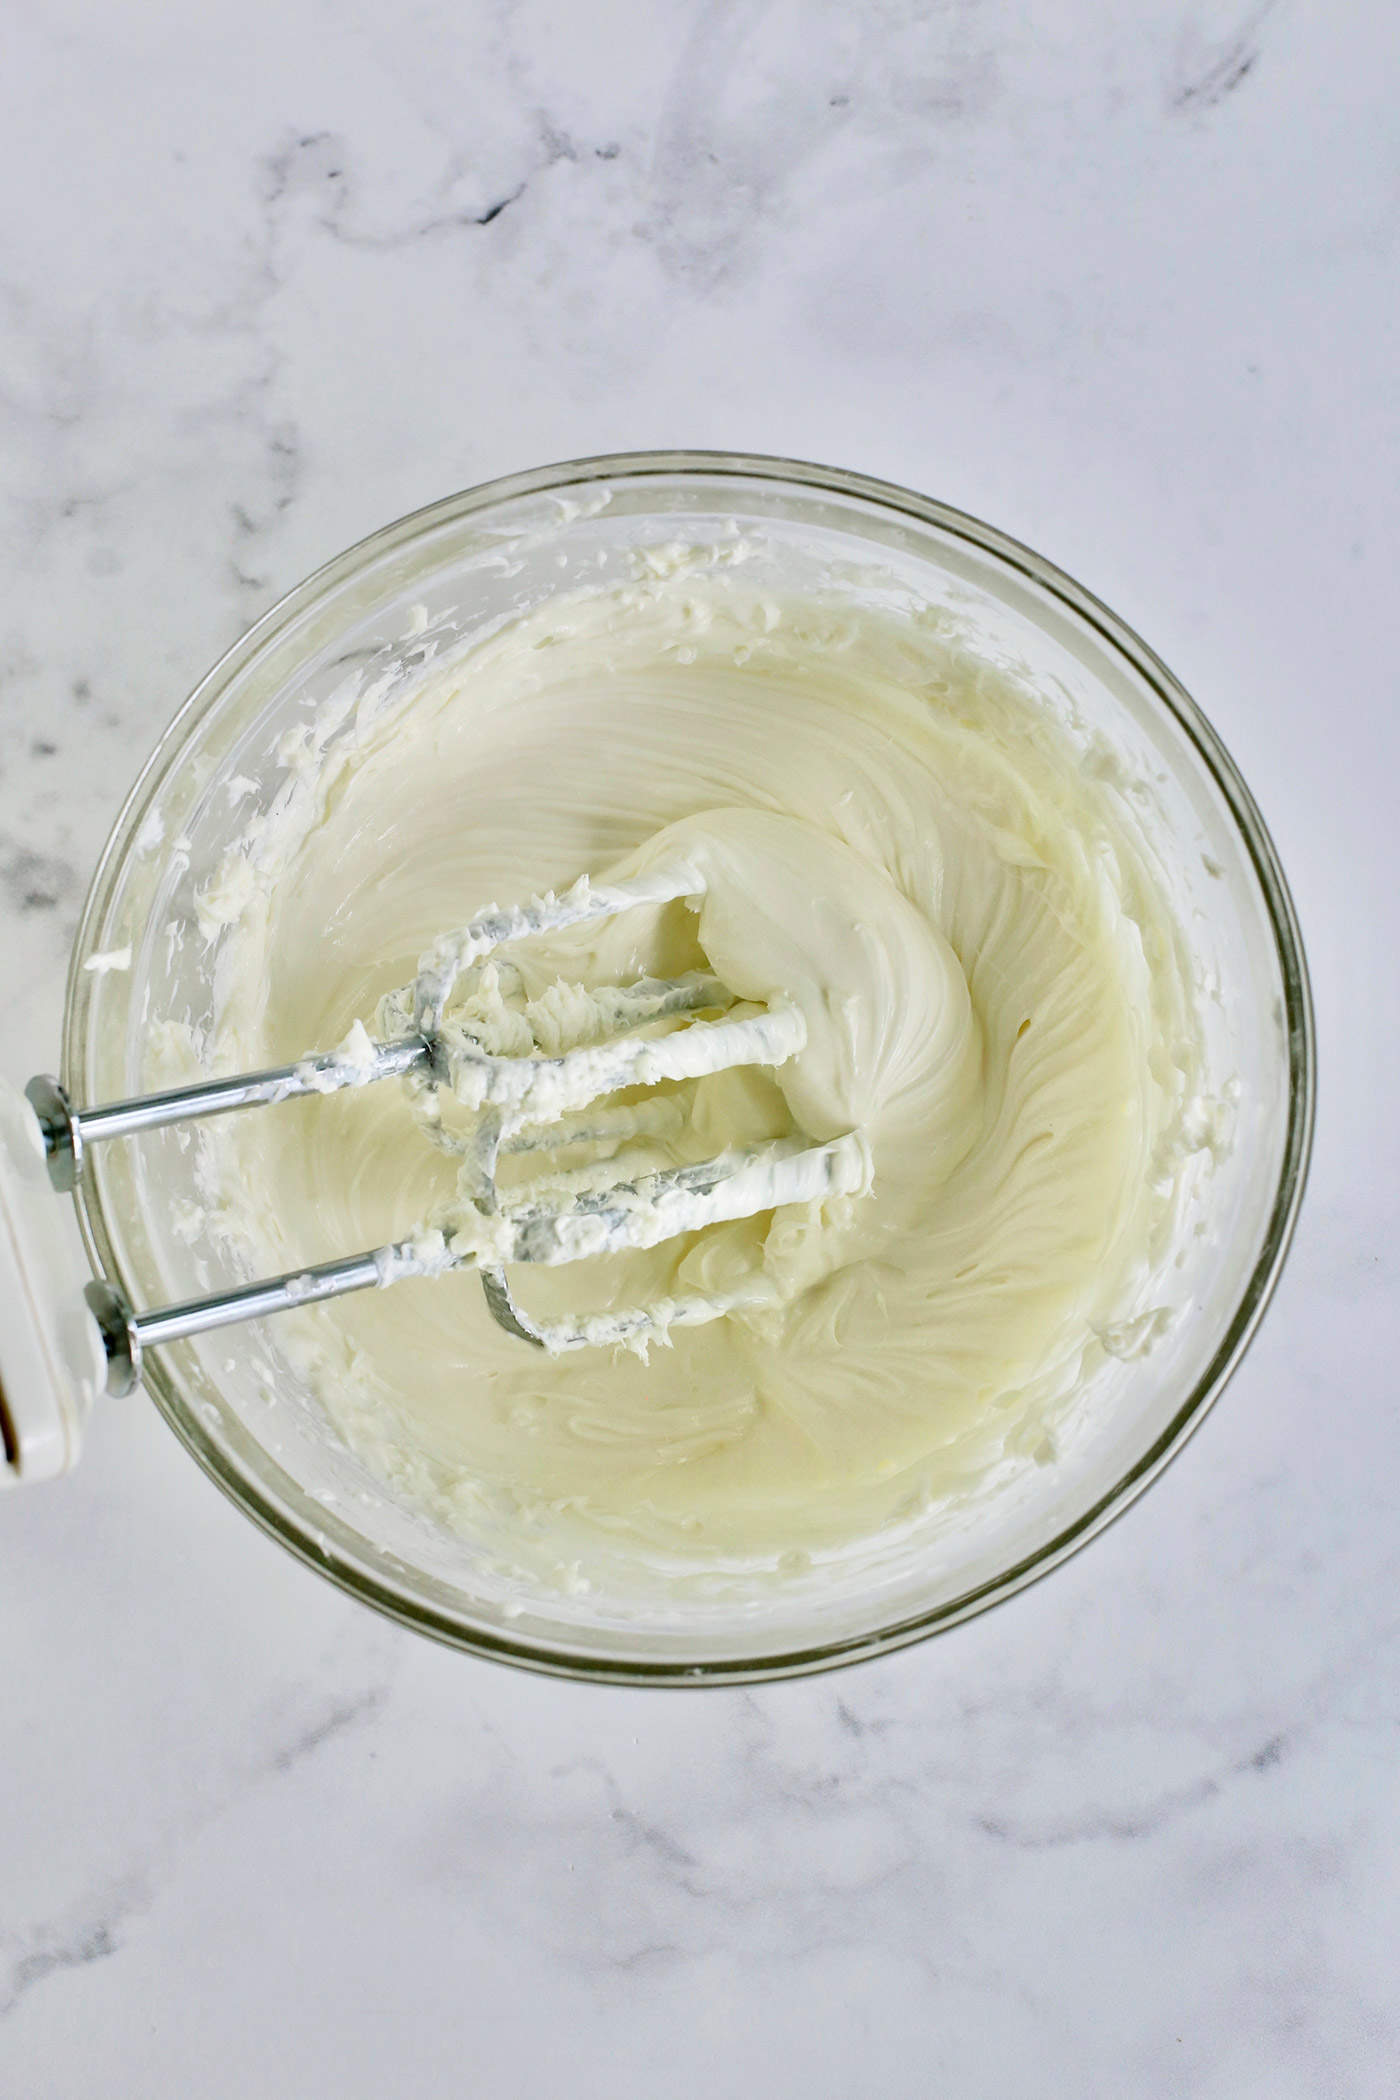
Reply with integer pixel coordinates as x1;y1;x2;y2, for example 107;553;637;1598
200;565;1203;1574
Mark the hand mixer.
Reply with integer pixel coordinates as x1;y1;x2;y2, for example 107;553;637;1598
1;857;869;1485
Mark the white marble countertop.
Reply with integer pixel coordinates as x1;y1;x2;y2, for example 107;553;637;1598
2;4;1394;2093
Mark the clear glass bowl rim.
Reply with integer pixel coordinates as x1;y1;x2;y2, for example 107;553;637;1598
63;449;1316;1685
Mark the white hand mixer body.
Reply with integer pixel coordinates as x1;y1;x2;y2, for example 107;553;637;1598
0;856;869;1486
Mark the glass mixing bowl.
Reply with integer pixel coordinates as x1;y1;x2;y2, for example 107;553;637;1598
65;453;1313;1683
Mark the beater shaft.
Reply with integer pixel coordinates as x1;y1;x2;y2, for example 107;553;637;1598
86;1244;416;1395
26;1037;430;1193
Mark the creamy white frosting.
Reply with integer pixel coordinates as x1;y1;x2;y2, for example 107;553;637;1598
196;560;1206;1576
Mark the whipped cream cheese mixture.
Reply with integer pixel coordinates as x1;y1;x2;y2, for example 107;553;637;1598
194;551;1205;1573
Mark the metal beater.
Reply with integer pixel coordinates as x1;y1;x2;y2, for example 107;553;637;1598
5;858;867;1437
